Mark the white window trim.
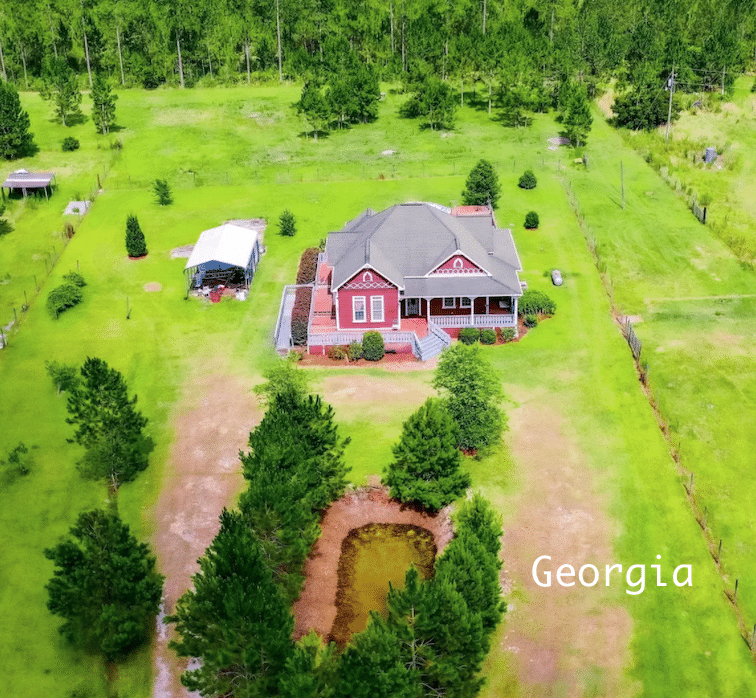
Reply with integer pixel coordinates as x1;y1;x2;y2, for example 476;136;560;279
352;295;367;323
460;296;472;308
371;295;385;322
443;297;455;309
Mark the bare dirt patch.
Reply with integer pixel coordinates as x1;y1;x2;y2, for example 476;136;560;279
151;370;262;698
292;486;453;640
144;282;162;292
170;245;194;259
500;400;635;697
321;374;434;408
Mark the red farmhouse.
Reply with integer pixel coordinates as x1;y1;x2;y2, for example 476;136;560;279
278;202;523;360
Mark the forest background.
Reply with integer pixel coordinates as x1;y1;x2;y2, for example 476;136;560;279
0;0;753;105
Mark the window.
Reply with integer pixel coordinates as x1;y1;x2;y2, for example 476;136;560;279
371;295;384;322
406;298;419;315
443;297;455;309
363;271;373;283
460;296;472;308
352;296;366;322
453;257;464;269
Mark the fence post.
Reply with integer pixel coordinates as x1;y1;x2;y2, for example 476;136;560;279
734;578;739;603
126;296;130;320
717;538;722;563
689;472;694;494
34;275;38;292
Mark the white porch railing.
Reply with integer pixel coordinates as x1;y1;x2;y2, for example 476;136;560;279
430;314;516;328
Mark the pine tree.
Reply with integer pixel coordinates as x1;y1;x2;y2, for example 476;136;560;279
152;178;173;205
0;81;35;159
125;214;147;257
66;357;149;488
462;159;501;208
91;73;118;135
44;509;163;658
168;509;295;697
455;493;504;558
432;344;505;453
40;57;83;127
297;82;331;141
335;614;422;698
383;398;470;511
279;209;296;236
563;84;593;147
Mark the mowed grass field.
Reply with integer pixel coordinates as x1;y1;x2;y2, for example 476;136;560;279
0;83;755;697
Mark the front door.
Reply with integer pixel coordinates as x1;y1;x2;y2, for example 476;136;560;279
406;298;419;316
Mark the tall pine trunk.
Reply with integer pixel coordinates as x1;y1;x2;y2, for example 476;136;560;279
176;31;185;88
390;2;395;54
482;0;486;34
401;15;406;72
47;2;58;58
82;25;93;88
0;36;6;81
245;39;251;83
488;83;492;115
116;25;125;86
275;0;282;82
19;44;28;86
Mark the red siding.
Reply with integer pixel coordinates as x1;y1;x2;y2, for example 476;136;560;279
430;297;475;316
430;254;484;274
337;268;399;329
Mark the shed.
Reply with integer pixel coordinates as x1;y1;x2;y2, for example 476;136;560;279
184;222;262;294
2;169;56;200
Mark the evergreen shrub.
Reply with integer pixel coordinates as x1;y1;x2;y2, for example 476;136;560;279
362;331;384;361
480;328;497;345
524;211;539;229
518;170;537;189
62;137;79;152
519;289;556;316
47;283;83;318
347;341;363;361
459;328;480;344
524;314;538;328
499;328;516;342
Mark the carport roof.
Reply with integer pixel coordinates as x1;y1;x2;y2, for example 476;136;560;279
185;223;259;269
2;169;55;188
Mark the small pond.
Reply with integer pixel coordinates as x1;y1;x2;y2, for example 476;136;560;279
329;523;436;645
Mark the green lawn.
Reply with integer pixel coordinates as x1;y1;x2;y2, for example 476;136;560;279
1;84;755;697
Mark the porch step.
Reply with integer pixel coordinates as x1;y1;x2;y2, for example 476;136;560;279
417;333;447;361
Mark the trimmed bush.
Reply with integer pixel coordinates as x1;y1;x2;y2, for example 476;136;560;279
518;170;537;189
296;247;319;284
519;289;556;316
524;211;539;229
499;328;516;342
327;345;346;360
347;341;363;361
480;328;497;345
62;136;80;152
524;314;538;328
62;271;86;287
362;331;385;361
47;283;83;318
459;327;480;345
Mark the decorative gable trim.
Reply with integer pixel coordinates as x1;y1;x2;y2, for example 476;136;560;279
426;251;489;277
336;264;403;291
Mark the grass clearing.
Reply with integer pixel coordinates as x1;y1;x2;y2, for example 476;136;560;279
0;84;755;697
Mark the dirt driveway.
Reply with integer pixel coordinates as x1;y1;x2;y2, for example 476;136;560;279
497;398;636;698
151;371;261;698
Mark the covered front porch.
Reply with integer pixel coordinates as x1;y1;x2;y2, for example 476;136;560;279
402;296;517;328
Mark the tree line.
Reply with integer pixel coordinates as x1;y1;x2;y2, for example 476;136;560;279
0;0;752;104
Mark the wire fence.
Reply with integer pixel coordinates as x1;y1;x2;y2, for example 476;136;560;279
560;171;756;659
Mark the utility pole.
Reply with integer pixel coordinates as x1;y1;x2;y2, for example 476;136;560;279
665;65;675;142
722;66;726;96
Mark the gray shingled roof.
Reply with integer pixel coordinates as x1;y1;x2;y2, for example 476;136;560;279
326;202;522;296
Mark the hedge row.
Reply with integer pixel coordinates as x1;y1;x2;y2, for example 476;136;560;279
291;286;311;345
296;247;319;285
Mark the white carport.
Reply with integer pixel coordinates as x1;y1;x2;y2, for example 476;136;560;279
184;222;262;294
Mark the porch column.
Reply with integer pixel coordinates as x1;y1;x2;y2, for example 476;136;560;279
486;296;489;314
426;298;430;322
513;297;518;325
470;297;474;325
